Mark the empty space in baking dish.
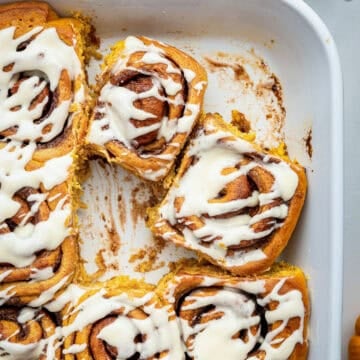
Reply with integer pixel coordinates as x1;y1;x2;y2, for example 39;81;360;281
40;0;342;359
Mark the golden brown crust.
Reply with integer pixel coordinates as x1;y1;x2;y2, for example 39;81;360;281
148;113;307;275
0;1;58;37
348;316;360;360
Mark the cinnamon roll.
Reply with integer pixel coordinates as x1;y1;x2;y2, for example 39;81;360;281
0;2;88;305
0;306;61;359
60;278;184;359
87;35;207;182
159;260;309;360
148;113;307;275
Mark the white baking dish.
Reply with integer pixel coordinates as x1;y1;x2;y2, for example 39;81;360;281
16;0;344;358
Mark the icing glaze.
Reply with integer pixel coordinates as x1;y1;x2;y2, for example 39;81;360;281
0;287;15;306
158;121;299;267
0;340;43;360
0;284;184;359
252;278;305;359
0;307;59;360
28;275;70;307
180;288;261;359
17;307;37;323
0;26;82;143
60;290;184;359
29;267;55;282
175;275;305;360
88;36;206;181
62;344;87;355
0;23;83;295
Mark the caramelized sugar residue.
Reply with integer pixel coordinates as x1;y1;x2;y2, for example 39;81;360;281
231;110;251;133
117;193;126;231
202;51;286;148
129;237;166;273
130;183;166;230
304;128;313;159
204;57;252;84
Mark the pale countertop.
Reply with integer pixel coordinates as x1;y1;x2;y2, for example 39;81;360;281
306;0;360;357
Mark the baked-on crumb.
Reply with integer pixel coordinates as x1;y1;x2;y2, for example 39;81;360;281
231;109;251;133
129;237;166;273
304;128;313;159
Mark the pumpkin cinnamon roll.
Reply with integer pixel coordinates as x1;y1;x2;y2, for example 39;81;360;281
87;35;207;181
0;306;61;359
148;113;307;275
60;277;184;359
159;261;310;360
0;2;88;305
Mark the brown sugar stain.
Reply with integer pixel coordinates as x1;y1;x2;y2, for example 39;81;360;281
129;236;166;273
263;39;276;49
203;53;286;142
76;249;107;282
130;186;146;229
99;162;126;270
129;249;147;263
204;57;252;85
257;72;286;140
104;217;121;256
304;128;313;159
269;74;285;111
130;182;166;230
117;192;126;232
148;182;167;201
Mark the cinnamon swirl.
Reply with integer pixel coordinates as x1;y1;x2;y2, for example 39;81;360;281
0;306;61;359
159;260;309;360
87;35;207;182
59;278;184;359
0;2;88;305
148;113;307;275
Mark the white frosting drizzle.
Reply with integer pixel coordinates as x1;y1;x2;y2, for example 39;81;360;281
0;26;82;142
45;284;86;313
177;276;305;360
194;81;207;92
0;287;15;306
180;288;260;359
183;69;196;83
0;141;72;224
0;25;83;278
29;285;184;359
62;343;87;355
62;290;184;359
0;270;12;282
249;278;305;360
159;125;299;266
17;307;37;324
97;300;182;359
0;340;43;360
0;199;70;268
88;36;205;181
18;193;48;226
0;308;57;360
28;275;70;307
29;267;55;282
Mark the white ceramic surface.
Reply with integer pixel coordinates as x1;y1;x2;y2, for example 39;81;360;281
2;0;344;358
